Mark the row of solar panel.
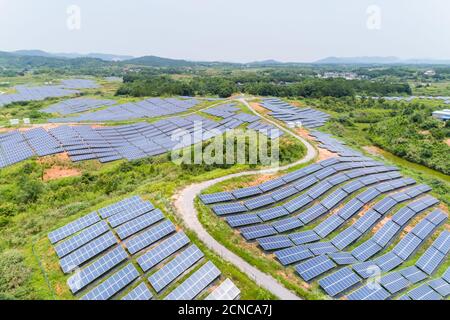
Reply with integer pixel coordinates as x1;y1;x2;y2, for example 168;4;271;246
318;211;447;297
273;191;435;269
237;169;402;241
260;98;330;129
48;97;200;122
48;196;240;300
0;79;98;107
201;156;383;205
256;179;421;252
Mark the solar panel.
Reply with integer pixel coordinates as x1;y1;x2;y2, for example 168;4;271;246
432;230;450;254
240;225;277;240
232;186;262;199
200;192;235;204
289;230;321;245
337;199;364;220
307;182;333;199
379;272;409;294
352;240;383;262
298;204;328;224
340;181;363;195
321;189;348;210
407;284;442;300
416;246;446;275
372;221;401;247
327;174;350;186
271;217;303;233
296;255;336;281
352;210;381;233
283;195;312;213
293;176;318;192
443;267;450;283
391;207;417;227
400;266;428;284
226;213;262;228
60;231;118;273
372;197;398;215
212;203;248;216
137;232;190;272
270;186;299;202
205;278;240;300
356;189;381;203
48;211;100;244
428;278;450;297
347;284;390;300
426;209;448;226
258;178;286;192
115;209;165;240
314;214;345;238
55;221;109;258
164;261;221;300
244;194;275;210
352;261;381;279
411;220;436;240
121;283;153;300
81;264;140;300
257;236;294;251
275;246;313;266
306;241;338;256
393;233;423;260
374;252;403;272
149;245;204;292
257;206;289;222
108;201;155;227
67;246;128;293
331;227;362;250
98;196;142;218
125;220;176;255
327;252;357;265
319;267;361;297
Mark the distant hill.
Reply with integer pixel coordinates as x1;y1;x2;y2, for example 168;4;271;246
123;55;240;67
315;56;450;65
246;59;285;66
13;50;133;61
123;55;197;67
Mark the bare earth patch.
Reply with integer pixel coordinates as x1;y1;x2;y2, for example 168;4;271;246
445;139;450;147
250;102;270;115
43;166;81;181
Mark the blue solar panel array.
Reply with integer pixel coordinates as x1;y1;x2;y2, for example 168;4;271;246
49;97;200;122
42;97;117;115
259;98;330;128
1;100;266;169
48;196;234;300
199;141;448;299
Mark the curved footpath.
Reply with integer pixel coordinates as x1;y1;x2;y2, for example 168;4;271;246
173;98;318;300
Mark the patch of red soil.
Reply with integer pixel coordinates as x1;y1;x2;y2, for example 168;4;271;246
43;166;81;181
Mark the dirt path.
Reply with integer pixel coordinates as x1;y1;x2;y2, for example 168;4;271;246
172;98;318;300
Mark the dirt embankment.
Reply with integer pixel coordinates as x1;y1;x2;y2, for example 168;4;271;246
39;153;82;181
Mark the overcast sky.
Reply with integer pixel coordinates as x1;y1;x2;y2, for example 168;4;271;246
0;0;449;62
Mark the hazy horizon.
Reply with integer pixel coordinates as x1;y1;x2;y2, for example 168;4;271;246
1;0;450;63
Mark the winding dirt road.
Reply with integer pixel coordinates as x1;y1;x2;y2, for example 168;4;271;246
172;98;318;300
